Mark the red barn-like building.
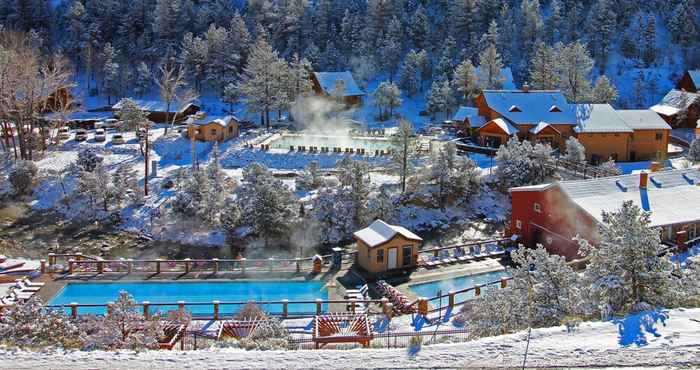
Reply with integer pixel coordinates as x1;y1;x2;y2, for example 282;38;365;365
510;168;700;260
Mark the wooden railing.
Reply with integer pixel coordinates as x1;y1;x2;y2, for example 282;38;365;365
418;238;511;258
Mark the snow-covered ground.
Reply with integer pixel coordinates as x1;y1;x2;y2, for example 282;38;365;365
2;308;698;369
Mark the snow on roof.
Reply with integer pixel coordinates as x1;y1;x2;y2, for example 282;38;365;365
482;90;576;125
559;168;700;227
313;71;365;96
650;104;680;116
44;111;114;122
112;99;198;113
574;104;633;133
452;106;478;122
655;90;700;112
477;117;519;135
688;70;700;88
509;183;555;192
616;110;672;130
475;67;516;89
188;115;237;127
529;121;560;135
353;219;422;248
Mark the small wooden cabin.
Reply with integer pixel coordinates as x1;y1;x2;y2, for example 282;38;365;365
187;115;239;142
677;70;700;93
311;71;366;107
353;220;422;274
113;99;200;124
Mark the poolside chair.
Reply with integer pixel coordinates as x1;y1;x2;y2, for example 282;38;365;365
440;250;456;264
0;260;24;271
13;280;41;292
345;284;369;300
18;278;44;288
487;243;506;257
9;289;34;301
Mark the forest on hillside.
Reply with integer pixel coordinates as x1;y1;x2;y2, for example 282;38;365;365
0;0;698;111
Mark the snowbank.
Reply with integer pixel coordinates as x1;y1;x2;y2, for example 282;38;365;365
1;308;698;369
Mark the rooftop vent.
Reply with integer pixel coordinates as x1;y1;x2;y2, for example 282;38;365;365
549;105;562;112
522;83;530;92
508;105;521;112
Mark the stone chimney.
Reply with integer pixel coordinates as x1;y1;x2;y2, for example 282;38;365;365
522;83;530;93
639;171;648;189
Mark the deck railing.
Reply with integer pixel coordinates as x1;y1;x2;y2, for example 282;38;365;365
417;238;512;258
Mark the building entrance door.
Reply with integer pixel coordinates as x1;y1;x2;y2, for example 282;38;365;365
387;248;398;269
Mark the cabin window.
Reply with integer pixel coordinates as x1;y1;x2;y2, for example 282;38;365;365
229;126;234;133
515;219;522;230
402;246;412;266
655;132;663;140
211;128;217;136
376;249;384;263
533;202;542;213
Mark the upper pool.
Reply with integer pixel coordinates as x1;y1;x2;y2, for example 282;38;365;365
48;281;328;316
409;270;509;304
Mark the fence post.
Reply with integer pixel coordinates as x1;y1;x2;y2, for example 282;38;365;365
75;252;83;261
315;299;323;315
433;249;439;258
448;291;456;308
40;259;46;274
184;258;191;274
69;302;78;319
127;259;133;274
381;297;390;315
213;300;220;320
212;258;219;274
155;259;161;274
97;260;104;274
240;258;246;274
268;258;274;273
143;301;150;319
350;298;356;313
500;277;508;288
474;285;481;297
295;258;301;273
282;299;289;319
68;259;75;274
178;301;186;316
107;301;114;315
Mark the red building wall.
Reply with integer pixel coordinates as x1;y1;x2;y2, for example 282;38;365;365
510;186;599;260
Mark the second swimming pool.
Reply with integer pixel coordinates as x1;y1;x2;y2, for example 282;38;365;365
408;270;510;303
48;281;328;315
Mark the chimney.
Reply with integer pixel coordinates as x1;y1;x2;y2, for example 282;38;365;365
639;171;648;189
650;161;662;172
522;83;530;93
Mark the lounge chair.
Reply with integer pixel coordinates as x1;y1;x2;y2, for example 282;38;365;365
19;278;45;288
439;251;455;264
9;289;34;301
471;246;487;259
0;260;24;271
13;281;41;292
487;243;506;257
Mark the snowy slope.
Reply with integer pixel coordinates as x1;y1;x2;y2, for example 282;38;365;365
2;308;698;369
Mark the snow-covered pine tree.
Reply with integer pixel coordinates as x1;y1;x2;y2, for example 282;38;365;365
133;62;151;98
589;0;617;70
112;163;143;206
409;5;429;50
101;43;120;105
577;201;677;317
495;136;553;190
556;41;593;103
544;0;562;44
687;138;700;163
477;44;504;90
115;98;149;133
591;75;618;104
564;137;586;163
369;187;394;222
222;82;240;113
77;148;104;173
453;59;478;104
399;50;421;97
237;38;287;128
529;42;559;90
373;81;402;121
597;157;622;175
429;142;479;208
296;160;323;192
390;119;415;193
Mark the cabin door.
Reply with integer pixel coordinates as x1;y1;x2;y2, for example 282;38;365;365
387;247;398;270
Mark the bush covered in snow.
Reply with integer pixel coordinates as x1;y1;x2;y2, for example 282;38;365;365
564;137;586;163
0;297;82;349
295;160;323;192
597;158;622;176
688;138;700;164
494;136;554;190
76;148;104;172
238;319;293;351
8;160;38;195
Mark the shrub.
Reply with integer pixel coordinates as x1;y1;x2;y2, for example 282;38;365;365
76;148;104;172
235;302;268;320
9;160;38;195
238;319;292;350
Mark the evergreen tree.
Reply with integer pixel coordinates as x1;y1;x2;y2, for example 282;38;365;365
544;0;562;44
564;137;586;163
589;0;617;69
102;43;120;105
453;59;479;103
556;41;594;103
409;5;429;50
529;42;559;90
222;83;239;113
133;62;151;98
237;38;287;128
687;138;700;164
642;16;657;66
399;50;421;97
390;119;415;193
591;75;618;104
373;81;402;121
632;70;647;108
477;44;504;90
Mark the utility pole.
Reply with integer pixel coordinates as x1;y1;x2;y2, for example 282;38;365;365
144;123;150;196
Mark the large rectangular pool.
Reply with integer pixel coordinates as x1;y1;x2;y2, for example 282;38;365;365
48;281;328;316
409;270;509;304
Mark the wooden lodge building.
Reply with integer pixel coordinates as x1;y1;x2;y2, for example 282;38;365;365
186;115;239;142
463;88;671;163
112;99;200;124
677;70;700;93
651;89;700;129
509;168;700;261
310;71;366;107
354;220;422;274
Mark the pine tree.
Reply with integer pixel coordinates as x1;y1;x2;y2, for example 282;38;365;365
518;0;543;67
544;0;562;44
237;38;287;128
429;142;479;208
687;138;700;163
632;70;647;108
373;81;402;121
180;32;208;93
589;0;617;69
529;42;559;90
409;5;429;50
577;201;677;317
390;119;415;193
591;75;618;104
399;50;421;97
222;82;239;113
453;59;479;103
564;137;586;163
133;62;150;98
102;43;120;105
477;44;504;90
642;16;657;66
556;41;594;103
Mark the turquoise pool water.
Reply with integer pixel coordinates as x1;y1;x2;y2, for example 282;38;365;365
409;270;510;303
48;281;328;316
269;134;393;152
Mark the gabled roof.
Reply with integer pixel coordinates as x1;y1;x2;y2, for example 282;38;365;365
510;168;700;228
482;90;577;125
188;115;237;128
475;67;516;89
574;104;633;133
687;70;700;88
313;71;365;96
616;110;672;130
112;99;198;113
529;121;560;135
478;118;519;135
452;106;478;122
650;90;700;116
353;219;422;248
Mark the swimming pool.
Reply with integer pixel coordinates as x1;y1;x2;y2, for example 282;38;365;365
48;281;328;316
408;270;510;304
268;133;393;153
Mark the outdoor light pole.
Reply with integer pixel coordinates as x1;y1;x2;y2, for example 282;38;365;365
144;123;150;196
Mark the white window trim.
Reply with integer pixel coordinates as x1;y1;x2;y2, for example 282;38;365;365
534;202;542;213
